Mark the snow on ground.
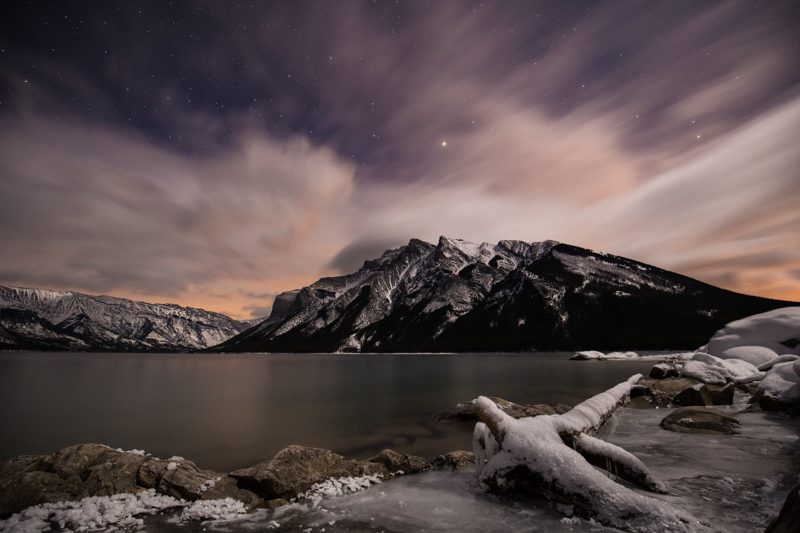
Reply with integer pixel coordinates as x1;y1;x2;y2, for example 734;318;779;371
154;406;800;533
0;489;249;532
296;474;383;508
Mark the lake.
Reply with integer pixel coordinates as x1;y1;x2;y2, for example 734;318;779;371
0;352;657;471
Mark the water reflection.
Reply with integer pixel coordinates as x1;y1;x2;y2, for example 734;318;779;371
0;352;656;471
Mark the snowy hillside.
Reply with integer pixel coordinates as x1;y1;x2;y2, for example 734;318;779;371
218;237;798;353
0;286;249;351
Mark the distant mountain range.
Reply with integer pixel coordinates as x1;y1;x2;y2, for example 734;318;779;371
216;237;797;353
0;286;251;351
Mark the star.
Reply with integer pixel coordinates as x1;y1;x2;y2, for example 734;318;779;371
441;141;447;147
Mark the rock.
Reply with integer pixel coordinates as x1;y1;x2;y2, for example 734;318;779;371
198;476;263;511
705;383;735;405
720;345;778;366
671;383;734;407
138;458;260;508
0;455;72;516
755;361;800;411
0;445;263;517
766;484;800;533
649;363;679;379
264;497;289;510
672;384;712;406
437;396;570;422
660;407;741;435
570;350;606;360
0;445;148;516
230;445;385;499
758;354;799;372
432;451;475;470
641;377;701;407
368;449;430;474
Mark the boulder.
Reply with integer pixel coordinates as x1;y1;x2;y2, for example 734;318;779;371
671;383;734;407
754;361;800;411
705;307;800;357
0;445;148;516
766;484;800;533
704;383;735;405
672;384;711;406
649;363;679;379
438;396;570;422
0;455;75;516
641;377;701;407
0;445;264;517
720;345;778;366
138;457;261;508
431;451;475;470
758;354;799;372
660;407;741;435
230;445;385;499
367;449;430;474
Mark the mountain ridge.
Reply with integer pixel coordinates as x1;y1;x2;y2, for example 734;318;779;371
217;236;798;353
0;285;251;351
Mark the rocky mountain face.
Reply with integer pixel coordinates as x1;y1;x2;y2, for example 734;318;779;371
0;286;250;351
217;237;797;353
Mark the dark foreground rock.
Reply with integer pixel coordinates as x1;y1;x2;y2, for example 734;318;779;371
0;444;262;517
649;363;680;379
641;377;702;407
1;443;428;518
230;444;386;499
672;383;735;407
766;484;800;533
432;451;475;470
660;407;741;435
438;396;570;422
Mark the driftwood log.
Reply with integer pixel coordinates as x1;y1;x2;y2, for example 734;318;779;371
473;374;707;532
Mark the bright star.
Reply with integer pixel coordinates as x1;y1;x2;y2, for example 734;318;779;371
441;141;447;147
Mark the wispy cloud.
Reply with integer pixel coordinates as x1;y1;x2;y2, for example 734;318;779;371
1;1;798;316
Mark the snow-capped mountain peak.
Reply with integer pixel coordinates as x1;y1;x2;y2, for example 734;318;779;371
217;237;797;353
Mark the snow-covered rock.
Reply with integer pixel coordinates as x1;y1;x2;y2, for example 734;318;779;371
756;361;800;408
758;353;799;371
570;350;606;360
704;307;800;357
681;352;760;385
719;345;779;366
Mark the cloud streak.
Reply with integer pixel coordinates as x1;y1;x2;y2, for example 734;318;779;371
0;1;798;316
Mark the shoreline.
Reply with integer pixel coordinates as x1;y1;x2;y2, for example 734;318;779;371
3;372;799;532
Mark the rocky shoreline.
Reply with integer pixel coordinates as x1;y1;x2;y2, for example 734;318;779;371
0;441;468;518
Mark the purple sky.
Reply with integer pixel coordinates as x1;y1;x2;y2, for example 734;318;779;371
1;1;799;318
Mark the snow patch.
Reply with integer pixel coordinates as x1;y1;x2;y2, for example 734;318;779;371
296;474;383;507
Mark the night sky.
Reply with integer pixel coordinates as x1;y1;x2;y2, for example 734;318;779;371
1;1;799;318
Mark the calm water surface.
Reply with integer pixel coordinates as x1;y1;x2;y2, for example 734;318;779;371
0;352;656;471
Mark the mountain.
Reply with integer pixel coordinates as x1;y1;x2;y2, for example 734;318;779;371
217;237;798;353
0;286;251;351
